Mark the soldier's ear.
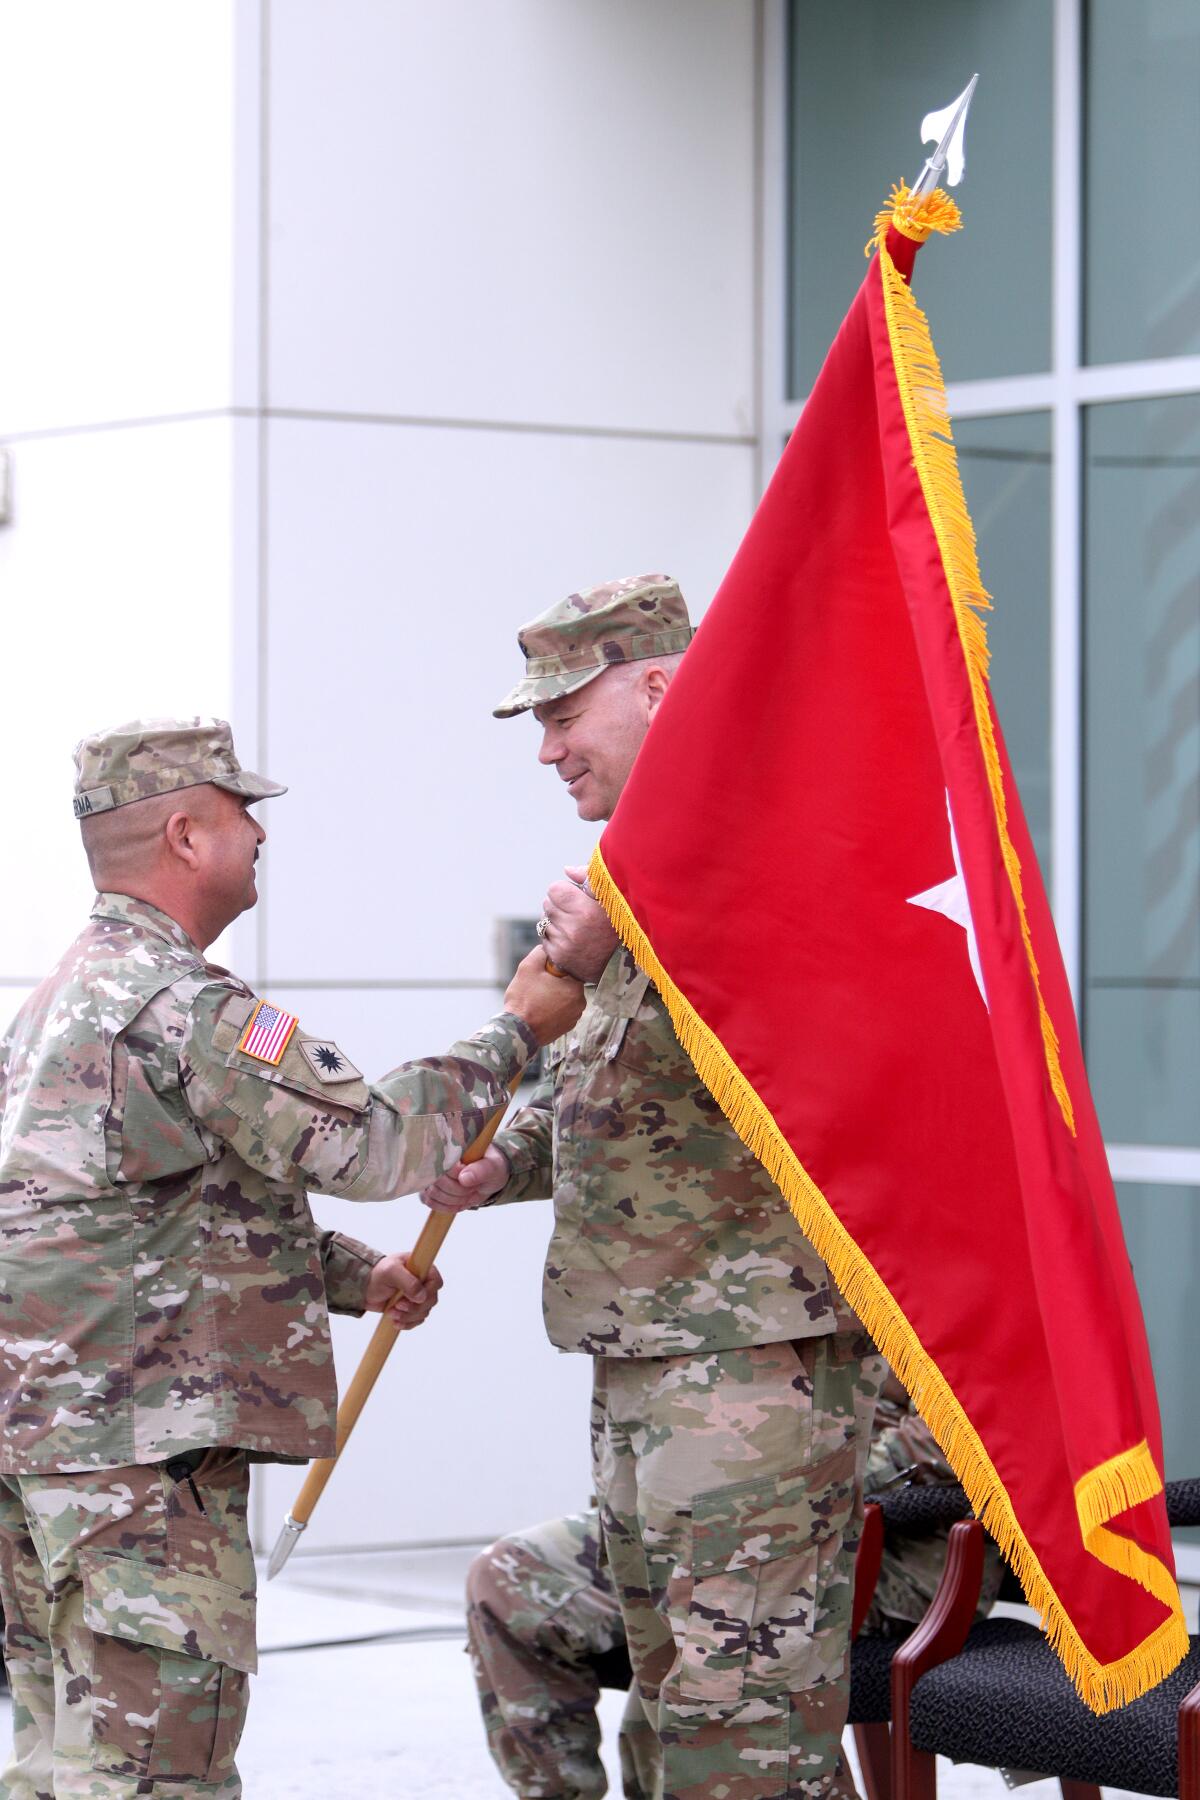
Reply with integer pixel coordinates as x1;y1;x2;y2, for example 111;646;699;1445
163;808;202;871
644;665;671;721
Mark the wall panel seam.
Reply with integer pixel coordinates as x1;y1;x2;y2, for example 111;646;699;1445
263;406;753;447
0;408;250;446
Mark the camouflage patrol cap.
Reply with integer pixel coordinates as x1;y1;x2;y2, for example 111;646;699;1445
72;717;287;820
493;573;694;719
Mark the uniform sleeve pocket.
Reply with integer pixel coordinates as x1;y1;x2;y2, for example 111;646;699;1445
679;1439;857;1705
81;1550;256;1785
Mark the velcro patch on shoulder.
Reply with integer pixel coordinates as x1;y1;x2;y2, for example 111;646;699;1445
236;999;300;1066
220;992;256;1031
208;990;256;1055
296;1037;363;1085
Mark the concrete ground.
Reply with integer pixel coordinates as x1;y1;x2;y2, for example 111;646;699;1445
1;1545;1190;1797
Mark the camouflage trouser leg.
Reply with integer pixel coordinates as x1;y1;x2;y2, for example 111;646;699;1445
466;1511;653;1799
617;1684;660;1800
0;1452;256;1798
592;1332;884;1800
0;1474;55;1800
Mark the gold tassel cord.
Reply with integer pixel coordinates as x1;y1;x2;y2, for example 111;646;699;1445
872;189;1076;1137
865;180;963;257
588;844;1188;1714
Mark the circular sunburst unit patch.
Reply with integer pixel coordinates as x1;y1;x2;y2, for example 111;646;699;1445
298;1038;362;1084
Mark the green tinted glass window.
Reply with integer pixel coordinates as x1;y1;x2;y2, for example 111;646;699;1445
1085;0;1200;365
787;0;1051;396
1084;397;1200;1144
1117;1184;1200;1486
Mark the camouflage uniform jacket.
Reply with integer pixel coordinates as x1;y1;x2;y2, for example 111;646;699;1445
491;946;841;1356
0;893;535;1474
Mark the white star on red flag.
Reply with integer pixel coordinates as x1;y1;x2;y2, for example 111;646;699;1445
907;793;987;1008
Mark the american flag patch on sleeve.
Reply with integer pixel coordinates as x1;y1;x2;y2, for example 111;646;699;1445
237;999;300;1066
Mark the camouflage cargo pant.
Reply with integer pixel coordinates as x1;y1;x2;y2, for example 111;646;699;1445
466;1511;656;1799
0;1450;255;1798
593;1332;883;1800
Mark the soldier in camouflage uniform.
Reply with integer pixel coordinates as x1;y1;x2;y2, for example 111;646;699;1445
0;718;584;1800
424;579;886;1800
465;1380;1005;1798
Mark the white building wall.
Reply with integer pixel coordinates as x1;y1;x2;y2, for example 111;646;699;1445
0;0;762;1555
0;2;240;975
248;0;762;1556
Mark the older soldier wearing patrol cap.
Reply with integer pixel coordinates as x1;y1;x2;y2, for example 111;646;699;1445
424;578;884;1800
0;717;583;1800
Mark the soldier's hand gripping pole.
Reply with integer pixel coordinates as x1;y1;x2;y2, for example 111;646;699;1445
266;1078;520;1579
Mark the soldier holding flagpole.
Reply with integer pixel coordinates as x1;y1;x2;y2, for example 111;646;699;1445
0;716;584;1799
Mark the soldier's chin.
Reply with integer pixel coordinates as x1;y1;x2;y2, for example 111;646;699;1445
568;776;604;821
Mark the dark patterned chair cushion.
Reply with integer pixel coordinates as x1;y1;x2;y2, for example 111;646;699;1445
850;1632;905;1723
910;1619;1200;1796
869;1483;972;1539
1166;1479;1200;1529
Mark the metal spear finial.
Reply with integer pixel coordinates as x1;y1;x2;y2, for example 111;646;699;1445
267;1512;307;1580
910;74;978;200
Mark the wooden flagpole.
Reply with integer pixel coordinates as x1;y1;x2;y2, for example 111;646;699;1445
266;1077;519;1577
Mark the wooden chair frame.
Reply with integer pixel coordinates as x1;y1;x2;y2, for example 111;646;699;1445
850;1502;893;1800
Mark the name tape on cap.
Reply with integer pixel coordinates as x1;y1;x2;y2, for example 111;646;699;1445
73;786;115;818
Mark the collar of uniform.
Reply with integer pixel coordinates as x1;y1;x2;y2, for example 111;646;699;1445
90;891;202;955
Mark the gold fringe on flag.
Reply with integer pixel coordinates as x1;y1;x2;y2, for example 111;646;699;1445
872;183;1075;1136
1075;1441;1182;1625
585;183;1189;1712
588;844;1187;1714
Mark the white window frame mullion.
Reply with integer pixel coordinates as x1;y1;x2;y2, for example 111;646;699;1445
757;0;790;494
1107;1146;1200;1188
770;4;1200;1179
1051;0;1084;1005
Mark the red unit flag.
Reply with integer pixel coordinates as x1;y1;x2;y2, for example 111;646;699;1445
589;186;1186;1712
